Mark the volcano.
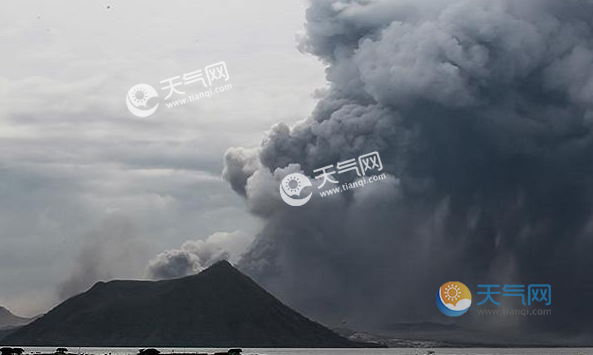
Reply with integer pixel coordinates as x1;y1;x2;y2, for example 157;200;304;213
3;261;376;347
0;307;32;329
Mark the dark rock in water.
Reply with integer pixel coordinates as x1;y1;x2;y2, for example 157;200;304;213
0;347;24;355
138;349;160;355
3;261;374;347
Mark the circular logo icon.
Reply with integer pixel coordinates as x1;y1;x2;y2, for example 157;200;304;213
126;84;159;117
436;281;472;317
279;173;313;207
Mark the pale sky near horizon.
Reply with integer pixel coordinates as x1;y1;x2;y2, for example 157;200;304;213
0;0;327;317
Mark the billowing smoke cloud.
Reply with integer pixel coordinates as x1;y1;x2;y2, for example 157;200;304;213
58;213;150;300
147;231;253;279
224;0;593;341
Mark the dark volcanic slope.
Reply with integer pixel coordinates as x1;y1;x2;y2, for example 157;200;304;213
3;261;360;347
0;306;32;328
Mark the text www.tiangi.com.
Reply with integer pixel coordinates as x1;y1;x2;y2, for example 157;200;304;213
319;173;387;197
477;308;552;316
165;83;233;108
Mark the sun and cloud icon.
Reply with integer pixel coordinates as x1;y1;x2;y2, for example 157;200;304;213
126;84;159;117
279;173;313;207
436;281;472;317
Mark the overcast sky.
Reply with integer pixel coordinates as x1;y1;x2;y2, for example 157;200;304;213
0;0;326;317
5;0;593;343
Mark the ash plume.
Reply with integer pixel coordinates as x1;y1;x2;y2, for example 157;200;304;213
57;214;150;300
224;0;593;339
147;231;253;279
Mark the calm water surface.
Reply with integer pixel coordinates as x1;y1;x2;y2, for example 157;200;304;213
12;347;593;355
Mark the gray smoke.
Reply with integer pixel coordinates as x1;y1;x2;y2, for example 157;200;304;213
147;231;253;279
57;213;150;300
224;0;593;340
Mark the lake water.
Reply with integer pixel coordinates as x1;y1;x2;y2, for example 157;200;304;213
12;348;593;355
